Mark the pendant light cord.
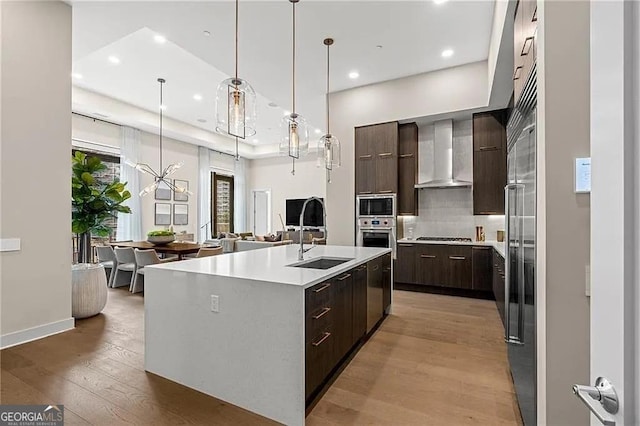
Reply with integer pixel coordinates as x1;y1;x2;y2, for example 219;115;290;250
326;42;330;134
292;1;296;114
159;79;163;172
235;0;239;82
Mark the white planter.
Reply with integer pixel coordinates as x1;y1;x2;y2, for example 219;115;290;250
71;263;108;319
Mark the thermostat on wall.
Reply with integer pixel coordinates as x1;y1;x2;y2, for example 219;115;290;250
575;157;591;193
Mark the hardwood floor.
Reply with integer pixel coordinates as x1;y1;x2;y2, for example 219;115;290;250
1;288;521;425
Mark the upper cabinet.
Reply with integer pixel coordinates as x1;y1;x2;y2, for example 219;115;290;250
355;122;398;195
513;0;538;102
397;123;418;215
473;111;507;215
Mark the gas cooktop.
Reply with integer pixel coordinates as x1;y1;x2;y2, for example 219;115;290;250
416;237;473;243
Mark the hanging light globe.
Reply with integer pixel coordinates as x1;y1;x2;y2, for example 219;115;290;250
215;77;257;139
317;133;341;171
280;112;309;159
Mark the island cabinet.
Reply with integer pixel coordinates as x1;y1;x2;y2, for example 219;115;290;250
355;122;398;195
305;280;336;400
352;263;368;340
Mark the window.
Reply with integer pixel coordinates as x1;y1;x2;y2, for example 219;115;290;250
212;173;234;236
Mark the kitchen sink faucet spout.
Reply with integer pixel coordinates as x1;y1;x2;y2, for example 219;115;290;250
298;197;327;260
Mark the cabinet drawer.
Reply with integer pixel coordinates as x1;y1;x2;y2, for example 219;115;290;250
305;280;333;314
305;324;334;400
306;305;334;344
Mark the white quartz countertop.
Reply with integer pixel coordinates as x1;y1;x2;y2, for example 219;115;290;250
148;244;391;289
398;238;506;258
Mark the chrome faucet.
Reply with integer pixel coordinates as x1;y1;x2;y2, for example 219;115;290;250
298;197;327;260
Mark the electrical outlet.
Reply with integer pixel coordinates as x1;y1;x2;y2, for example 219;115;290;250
211;295;219;313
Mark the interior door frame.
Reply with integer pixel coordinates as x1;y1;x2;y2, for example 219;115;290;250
252;189;272;236
590;1;638;424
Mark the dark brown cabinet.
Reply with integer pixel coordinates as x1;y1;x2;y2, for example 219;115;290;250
472;247;493;292
473;111;507;215
397;123;418;215
415;245;446;287
355;122;398;195
352;264;368;341
305;280;335;400
305;255;389;403
443;246;472;289
395;243;416;284
332;271;354;366
514;0;537;102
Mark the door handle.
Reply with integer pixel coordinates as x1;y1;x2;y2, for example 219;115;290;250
572;377;618;425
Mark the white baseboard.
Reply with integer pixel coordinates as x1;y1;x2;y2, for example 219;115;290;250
0;318;75;349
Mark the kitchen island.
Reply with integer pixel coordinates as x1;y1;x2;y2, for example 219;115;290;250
144;244;392;426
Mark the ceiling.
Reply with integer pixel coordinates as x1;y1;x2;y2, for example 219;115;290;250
71;0;496;151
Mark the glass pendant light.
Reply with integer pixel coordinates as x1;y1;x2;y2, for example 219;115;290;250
132;78;192;197
215;0;257;144
279;0;309;175
316;38;341;183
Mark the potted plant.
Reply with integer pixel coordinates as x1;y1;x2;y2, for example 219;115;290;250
71;151;131;318
147;229;176;245
72;151;132;263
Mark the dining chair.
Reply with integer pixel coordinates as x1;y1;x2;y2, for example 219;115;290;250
196;247;223;258
95;246;117;287
113;247;136;289
132;249;175;293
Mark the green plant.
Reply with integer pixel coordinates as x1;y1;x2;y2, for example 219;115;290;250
147;230;175;237
72;152;132;262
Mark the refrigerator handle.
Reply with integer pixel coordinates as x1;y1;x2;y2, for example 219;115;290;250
504;183;525;345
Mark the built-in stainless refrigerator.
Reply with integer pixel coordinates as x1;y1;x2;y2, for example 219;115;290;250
505;73;536;425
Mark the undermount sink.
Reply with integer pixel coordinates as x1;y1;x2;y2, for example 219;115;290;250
288;257;353;270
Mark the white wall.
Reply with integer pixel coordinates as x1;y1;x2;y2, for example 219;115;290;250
247;156;326;235
72;114;199;237
327;61;490;245
0;1;74;345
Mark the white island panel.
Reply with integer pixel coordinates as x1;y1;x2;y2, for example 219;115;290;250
144;269;306;426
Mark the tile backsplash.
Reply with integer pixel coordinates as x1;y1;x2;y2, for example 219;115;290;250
400;119;505;242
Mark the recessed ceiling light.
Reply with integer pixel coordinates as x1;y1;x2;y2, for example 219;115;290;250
349;71;360;79
315;129;322;135
160;104;167;110
154;34;167;44
253;139;259;143
71;73;83;79
433;0;449;4
441;49;454;58
376;45;383;49
108;56;120;64
197;118;207;123
193;94;203;101
283;110;291;116
268;102;278;108
203;30;211;37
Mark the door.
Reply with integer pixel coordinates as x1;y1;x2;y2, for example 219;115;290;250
252;190;271;236
211;173;234;235
581;3;637;425
415;245;445;286
395;243;416;284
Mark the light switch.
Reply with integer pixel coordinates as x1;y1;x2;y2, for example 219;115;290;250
211;295;219;313
0;238;21;252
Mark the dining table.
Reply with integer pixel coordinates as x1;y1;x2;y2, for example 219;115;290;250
109;241;204;260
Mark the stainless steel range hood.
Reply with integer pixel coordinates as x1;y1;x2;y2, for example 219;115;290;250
414;119;472;189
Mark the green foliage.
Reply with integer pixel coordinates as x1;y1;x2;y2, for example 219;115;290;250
72;151;132;237
147;230;175;237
